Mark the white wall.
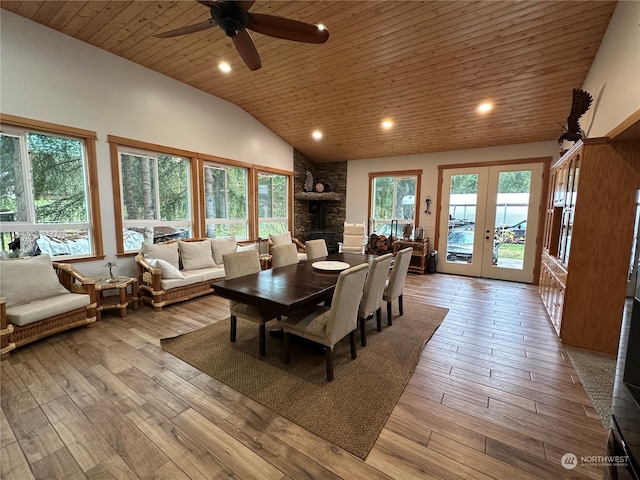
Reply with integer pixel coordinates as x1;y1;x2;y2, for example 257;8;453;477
581;0;640;137
346;141;559;244
0;11;292;277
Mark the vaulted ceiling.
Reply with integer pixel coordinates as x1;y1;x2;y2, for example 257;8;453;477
1;1;617;162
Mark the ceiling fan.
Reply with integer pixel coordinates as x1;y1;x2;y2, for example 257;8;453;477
154;0;329;71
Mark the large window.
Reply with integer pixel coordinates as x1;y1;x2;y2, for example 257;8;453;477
0;117;101;259
204;163;249;239
370;171;421;234
116;146;192;252
257;171;289;237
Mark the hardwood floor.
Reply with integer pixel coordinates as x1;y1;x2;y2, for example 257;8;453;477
1;273;609;479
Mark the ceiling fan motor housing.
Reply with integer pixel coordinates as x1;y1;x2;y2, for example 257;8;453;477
211;3;250;37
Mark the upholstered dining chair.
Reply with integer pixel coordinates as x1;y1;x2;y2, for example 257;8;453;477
305;239;328;260
338;222;367;253
271;243;299;268
281;263;370;381
223;250;279;356
383;247;413;326
358;253;394;346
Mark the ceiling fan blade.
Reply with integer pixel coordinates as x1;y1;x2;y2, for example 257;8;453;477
248;13;329;44
233;29;261;71
155;19;217;38
235;1;256;11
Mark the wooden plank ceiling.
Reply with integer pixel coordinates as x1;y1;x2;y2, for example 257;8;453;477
2;1;617;162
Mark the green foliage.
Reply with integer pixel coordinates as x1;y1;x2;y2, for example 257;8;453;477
450;174;478;194
0;132;88;223
373;176;416;220
498;170;531;193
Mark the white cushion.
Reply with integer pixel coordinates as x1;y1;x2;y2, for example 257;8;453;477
270;232;292;246
0;255;69;308
209;236;237;265
179;241;216;270
6;292;89;326
147;258;184;279
236;243;257;252
160;270;206;290
142;242;179;270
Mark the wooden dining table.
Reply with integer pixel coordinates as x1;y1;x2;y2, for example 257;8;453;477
212;252;377;315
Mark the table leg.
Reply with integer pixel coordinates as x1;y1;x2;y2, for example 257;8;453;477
119;286;127;318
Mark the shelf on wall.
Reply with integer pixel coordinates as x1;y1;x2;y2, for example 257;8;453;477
294;192;345;201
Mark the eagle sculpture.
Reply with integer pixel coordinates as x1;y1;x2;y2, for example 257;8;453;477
558;88;593;145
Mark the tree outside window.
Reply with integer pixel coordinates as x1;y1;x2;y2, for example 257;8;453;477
258;172;289;237
0;127;95;258
204;164;249;239
371;174;418;234
119;149;191;251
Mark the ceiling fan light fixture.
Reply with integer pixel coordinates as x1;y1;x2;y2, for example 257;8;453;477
218;61;232;73
317;23;327;31
312;130;323;140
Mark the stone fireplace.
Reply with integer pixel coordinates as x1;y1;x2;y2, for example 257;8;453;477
293;150;347;253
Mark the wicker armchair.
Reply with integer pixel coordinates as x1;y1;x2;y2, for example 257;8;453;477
1;258;97;359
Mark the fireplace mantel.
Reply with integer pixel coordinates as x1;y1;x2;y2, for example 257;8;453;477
294;192;345;201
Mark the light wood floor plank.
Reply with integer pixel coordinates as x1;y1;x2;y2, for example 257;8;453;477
0;273;611;479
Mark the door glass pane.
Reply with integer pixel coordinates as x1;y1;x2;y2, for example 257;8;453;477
493;170;531;270
446;173;478;264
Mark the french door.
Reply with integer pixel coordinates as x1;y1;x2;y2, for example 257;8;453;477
437;162;544;282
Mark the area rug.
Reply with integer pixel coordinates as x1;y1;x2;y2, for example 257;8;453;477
161;302;447;459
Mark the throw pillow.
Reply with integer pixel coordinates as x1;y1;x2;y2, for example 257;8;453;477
147;258;184;279
209;236;237;265
179;241;216;271
141;241;179;269
0;255;69;307
270;231;292;246
236;243;257;252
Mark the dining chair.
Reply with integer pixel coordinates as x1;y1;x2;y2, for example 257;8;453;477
281;263;369;381
383;247;413;326
305;239;328;260
223;250;279;356
271;243;300;268
358;253;394;346
338;222;367;254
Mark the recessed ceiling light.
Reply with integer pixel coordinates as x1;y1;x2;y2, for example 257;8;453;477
478;103;492;113
381;119;394;129
219;61;231;73
312;130;323;140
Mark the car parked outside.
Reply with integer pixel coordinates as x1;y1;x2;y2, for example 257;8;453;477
447;230;498;264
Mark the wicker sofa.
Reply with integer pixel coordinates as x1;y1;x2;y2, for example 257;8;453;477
135;237;262;310
0;255;97;359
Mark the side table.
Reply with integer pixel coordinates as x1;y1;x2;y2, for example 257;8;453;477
259;254;273;270
393;238;430;274
95;276;139;320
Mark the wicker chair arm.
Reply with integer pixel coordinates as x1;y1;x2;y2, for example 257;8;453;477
135;252;162;290
292;237;306;252
52;262;97;303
